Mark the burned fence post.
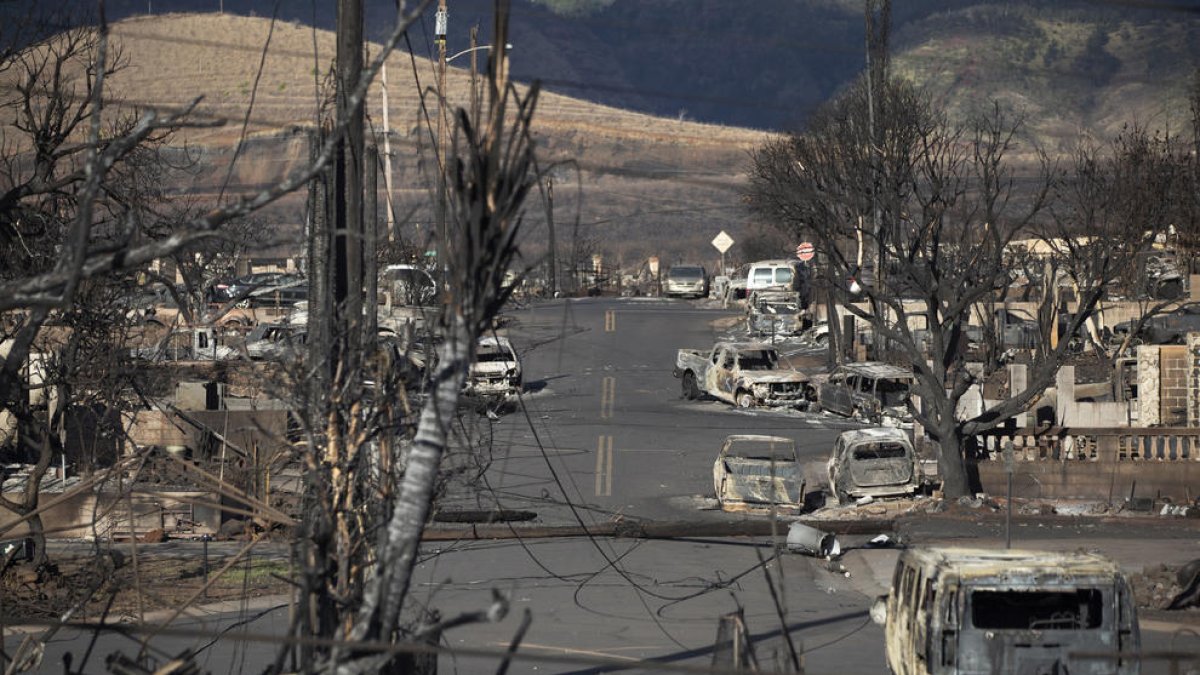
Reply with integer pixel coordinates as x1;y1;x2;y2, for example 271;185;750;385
712;608;759;670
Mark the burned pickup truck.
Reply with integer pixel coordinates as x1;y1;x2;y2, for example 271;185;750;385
674;341;812;409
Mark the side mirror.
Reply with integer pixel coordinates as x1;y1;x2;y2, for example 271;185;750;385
870;595;888;625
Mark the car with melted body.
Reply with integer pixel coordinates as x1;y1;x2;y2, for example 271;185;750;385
465;336;522;402
817;361;915;426
712;434;805;513
827;427;920;504
874;547;1139;675
674;341;813;409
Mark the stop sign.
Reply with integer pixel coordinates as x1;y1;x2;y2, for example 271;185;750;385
796;242;815;262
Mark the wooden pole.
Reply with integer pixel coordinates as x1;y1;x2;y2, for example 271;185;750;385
435;1;448;271
365;144;379;343
335;0;364;382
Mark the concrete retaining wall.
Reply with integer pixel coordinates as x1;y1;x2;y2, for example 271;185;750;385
975;459;1195;503
0;490;220;539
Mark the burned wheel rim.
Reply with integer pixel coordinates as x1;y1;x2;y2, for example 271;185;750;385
682;372;699;400
736;391;754;408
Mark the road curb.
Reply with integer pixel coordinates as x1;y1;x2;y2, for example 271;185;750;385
421;517;895;541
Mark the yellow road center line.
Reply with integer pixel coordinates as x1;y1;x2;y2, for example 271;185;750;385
595;435;613;496
600;376;615;419
594;436;604;496
605;309;616;332
605;435;613;496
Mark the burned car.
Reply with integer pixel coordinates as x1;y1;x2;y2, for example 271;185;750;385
712;435;805;513
747;291;805;338
1112;303;1200;345
827;427;919;504
875;547;1140;675
817;362;915;426
244;323;306;361
465;336;522;403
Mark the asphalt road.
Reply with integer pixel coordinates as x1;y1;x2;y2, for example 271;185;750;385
452;296;855;525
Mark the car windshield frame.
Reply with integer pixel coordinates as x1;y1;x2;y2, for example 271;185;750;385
724;438;797;462
669;267;704;280
737;349;779;370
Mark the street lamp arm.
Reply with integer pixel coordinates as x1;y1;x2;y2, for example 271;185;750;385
446;43;513;63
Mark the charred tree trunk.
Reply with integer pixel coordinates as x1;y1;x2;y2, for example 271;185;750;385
934;417;970;498
357;314;473;644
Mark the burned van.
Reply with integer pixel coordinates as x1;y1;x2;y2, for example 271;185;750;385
874;547;1140;675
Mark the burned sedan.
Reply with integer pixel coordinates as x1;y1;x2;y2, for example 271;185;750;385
712;435;805;513
828;427;919;504
464;336;522;403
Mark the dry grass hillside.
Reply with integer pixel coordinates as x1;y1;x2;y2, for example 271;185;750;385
11;7;1192;265
93;13;770;265
892;6;1199;160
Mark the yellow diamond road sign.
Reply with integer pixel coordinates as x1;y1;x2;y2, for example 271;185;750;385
711;230;734;254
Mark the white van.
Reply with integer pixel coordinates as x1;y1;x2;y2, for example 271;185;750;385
875;547;1140;675
745;260;809;305
665;264;708;298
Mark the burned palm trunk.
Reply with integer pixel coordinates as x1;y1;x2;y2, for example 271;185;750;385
343;6;536;665
359;314;474;639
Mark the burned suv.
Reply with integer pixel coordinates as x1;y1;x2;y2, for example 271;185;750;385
817;362;915;426
827;427;919;504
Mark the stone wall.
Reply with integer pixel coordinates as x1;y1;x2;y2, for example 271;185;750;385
1139;344;1190;426
1188;333;1200;426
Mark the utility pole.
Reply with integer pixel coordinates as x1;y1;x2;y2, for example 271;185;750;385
380;63;396;241
865;0;890;357
335;0;365;381
865;0;890;262
435;0;448;269
365;143;379;343
469;25;480;124
306;125;332;411
544;176;557;296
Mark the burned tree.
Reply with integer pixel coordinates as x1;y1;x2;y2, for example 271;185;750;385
1051;124;1193;363
292;8;538;670
0;15;177;568
748;77;1141;497
0;0;430;578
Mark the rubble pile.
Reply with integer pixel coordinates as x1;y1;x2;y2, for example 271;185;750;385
1130;562;1200;611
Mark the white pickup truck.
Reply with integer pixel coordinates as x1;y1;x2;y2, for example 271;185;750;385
673;341;813;409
